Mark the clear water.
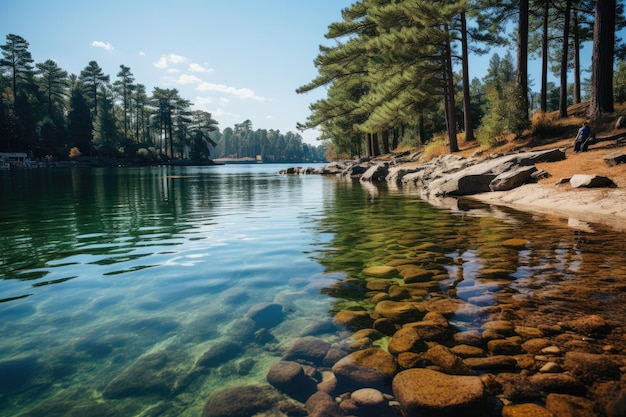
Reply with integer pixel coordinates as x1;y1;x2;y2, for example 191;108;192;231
1;164;625;416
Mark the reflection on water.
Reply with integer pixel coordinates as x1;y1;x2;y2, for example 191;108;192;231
1;166;625;416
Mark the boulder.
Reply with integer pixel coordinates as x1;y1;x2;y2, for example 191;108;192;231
374;300;424;323
266;361;317;402
333;310;374;331
569;174;617;189
502;403;555;417
332;348;398;390
196;340;243;368
490;165;538;191
282;336;331;365
423;343;472;375
545;393;598;417
388;327;426;355
246;302;285;329
103;351;183;399
604;152;626;167
202;384;290;417
360;163;389;182
393;368;486;416
563;351;621;384
306;391;344;417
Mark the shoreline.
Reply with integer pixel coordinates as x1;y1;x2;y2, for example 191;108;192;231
466;183;626;231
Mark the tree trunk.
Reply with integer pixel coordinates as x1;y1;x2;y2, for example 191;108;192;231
590;0;615;119
366;133;373;157
516;0;529;120
381;129;390;154
372;132;381;156
559;0;571;118
444;25;459;153
573;9;581;104
540;0;549;113
460;11;475;141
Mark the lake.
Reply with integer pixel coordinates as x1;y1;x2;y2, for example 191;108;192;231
1;164;625;416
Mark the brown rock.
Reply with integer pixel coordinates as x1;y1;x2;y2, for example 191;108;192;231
306;391;344;417
464;355;518;371
528;373;586;396
282;336;331;365
266;361;317;402
202;384;288;417
502;403;555;417
450;344;486;358
363;265;396;277
388;327;426;355
423;343;472;375
374;300;424;323
566;314;611;337
333;310;373;331
332;348;398;390
545;393;599;417
393;368;485;416
373;318;397;336
487;338;522;355
563;351;621;384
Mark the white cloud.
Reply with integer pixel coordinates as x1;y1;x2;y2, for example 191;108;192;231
167;68;181;74
138;51;146;57
91;41;114;51
193;96;216;111
196;82;267;101
177;74;202;84
153;53;188;69
189;63;213;73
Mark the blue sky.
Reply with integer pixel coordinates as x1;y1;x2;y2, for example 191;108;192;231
0;1;616;145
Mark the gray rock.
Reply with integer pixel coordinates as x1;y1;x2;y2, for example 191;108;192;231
393;368;486;416
282;336;331;365
604;152;626;167
570;174;617;188
266;361;317;402
489;165;538;191
201;384;290;417
196;340;243;368
360;163;389;182
246;302;285;329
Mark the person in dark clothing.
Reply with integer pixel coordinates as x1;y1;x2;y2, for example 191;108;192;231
573;121;591;152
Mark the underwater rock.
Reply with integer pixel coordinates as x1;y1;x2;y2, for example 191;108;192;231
387;327;426;355
226;317;257;344
102;351;183;399
565;314;611;337
374;300;424;324
282;336;331;365
545;393;598;417
563;352;621;385
266;361;317;403
332;348;398;390
201;384;290;417
423;343;472;376
502;403;554;417
393;368;485;416
196;340;244;368
246;302;285;329
306;391;344;417
333;310;374;331
362;265;396;278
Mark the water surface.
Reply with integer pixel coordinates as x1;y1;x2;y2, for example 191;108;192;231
1;164;624;416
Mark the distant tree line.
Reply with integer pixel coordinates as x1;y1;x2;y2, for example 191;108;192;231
298;0;626;159
0;33;326;163
211;119;327;162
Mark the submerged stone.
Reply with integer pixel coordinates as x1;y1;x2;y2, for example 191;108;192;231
393;368;485;416
332;348;398;390
202;384;290;417
103;351;183;399
362;265;396;277
246;302;285;329
196;340;244;368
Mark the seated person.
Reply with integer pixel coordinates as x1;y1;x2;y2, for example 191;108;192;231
573;121;592;152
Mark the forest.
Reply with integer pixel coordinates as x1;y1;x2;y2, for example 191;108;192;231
297;0;626;159
1;1;625;164
0;35;326;164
